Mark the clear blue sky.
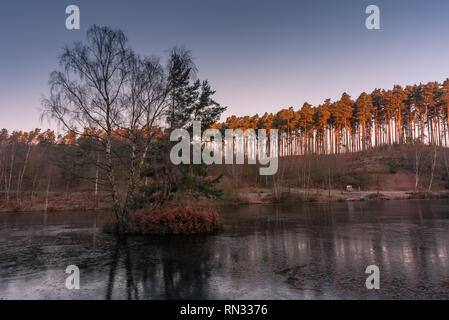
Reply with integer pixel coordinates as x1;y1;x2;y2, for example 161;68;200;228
1;0;449;131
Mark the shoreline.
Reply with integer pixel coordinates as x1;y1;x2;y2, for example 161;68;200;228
1;189;448;213
224;188;449;205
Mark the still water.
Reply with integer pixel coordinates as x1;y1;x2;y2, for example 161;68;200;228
0;200;448;299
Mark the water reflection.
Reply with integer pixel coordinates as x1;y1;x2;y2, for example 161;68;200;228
104;234;223;300
0;200;448;299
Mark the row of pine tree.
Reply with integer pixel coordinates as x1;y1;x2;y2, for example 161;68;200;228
219;80;449;156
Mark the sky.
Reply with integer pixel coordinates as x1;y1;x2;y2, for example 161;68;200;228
1;0;449;131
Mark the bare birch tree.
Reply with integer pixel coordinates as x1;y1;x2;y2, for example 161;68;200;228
42;25;169;232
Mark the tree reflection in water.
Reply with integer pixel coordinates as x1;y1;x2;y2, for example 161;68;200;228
105;235;219;300
0;200;448;299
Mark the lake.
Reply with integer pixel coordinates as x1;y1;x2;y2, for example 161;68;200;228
0;200;448;299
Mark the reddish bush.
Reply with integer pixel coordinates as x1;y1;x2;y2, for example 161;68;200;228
127;203;222;235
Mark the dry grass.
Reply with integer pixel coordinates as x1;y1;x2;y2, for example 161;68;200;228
125;203;222;235
0;191;112;213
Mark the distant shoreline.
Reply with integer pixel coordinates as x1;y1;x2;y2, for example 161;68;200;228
1;189;448;213
231;188;449;205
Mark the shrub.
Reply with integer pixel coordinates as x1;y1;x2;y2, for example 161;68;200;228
387;158;398;174
125;203;222;235
217;176;242;205
443;172;449;190
6;201;23;212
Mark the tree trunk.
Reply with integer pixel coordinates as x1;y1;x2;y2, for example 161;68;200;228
94;151;99;208
44;168;52;213
17;145;31;203
414;145;420;192
105;135;123;227
6;145;16;205
428;145;437;192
